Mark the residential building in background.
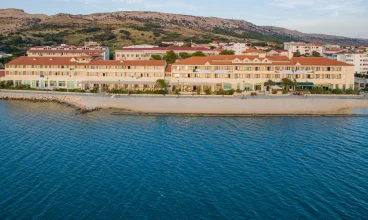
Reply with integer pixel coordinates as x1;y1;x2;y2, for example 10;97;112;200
267;50;289;57
337;53;368;74
284;42;323;58
323;44;341;50
26;43;110;60
123;44;157;49
243;49;267;56
223;43;250;55
162;41;185;47
115;47;217;60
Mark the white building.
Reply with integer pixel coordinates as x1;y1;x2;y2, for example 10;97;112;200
337;53;368;74
324;44;341;50
123;44;158;49
284;42;323;58
223;43;249;55
161;41;185;47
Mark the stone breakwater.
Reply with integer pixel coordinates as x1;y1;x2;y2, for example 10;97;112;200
0;95;100;114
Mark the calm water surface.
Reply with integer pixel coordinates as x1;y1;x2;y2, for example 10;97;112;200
0;100;367;219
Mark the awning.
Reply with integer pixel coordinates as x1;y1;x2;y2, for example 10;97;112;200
79;80;157;85
298;82;314;86
171;82;218;86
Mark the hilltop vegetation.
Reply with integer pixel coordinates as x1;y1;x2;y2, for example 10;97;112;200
0;8;367;60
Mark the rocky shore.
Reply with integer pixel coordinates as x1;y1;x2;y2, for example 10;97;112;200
0;94;100;114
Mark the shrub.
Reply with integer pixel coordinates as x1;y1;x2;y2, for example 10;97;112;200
251;92;257;96
272;90;278;95
282;89;288;94
196;88;201;95
344;88;356;95
332;89;343;94
204;88;212;95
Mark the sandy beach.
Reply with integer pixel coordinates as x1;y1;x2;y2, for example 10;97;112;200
1;90;368;115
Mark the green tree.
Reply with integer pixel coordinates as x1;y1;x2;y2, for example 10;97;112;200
164;50;177;64
281;78;294;90
151;55;162;60
179;52;192;59
312;51;321;57
156;79;167;89
192;51;206;57
220;50;235;55
293;51;301;57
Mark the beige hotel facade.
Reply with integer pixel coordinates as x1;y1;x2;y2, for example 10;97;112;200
3;55;354;92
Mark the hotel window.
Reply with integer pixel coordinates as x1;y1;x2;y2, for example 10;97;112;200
255;67;260;71
337;74;341;79
316;74;320;79
50;81;57;87
316;67;321;71
255;74;260;78
306;74;311;79
275;74;280;79
246;74;251;78
266;74;271;78
267;67;271;71
326;74;331;79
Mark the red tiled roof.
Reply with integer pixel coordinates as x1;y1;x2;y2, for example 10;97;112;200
244;49;267;53
0;70;5;77
291;57;353;66
118;47;213;51
173;55;353;66
165;64;172;73
5;57;166;66
28;50;106;53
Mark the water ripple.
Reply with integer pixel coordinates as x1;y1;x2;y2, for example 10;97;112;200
0;100;368;219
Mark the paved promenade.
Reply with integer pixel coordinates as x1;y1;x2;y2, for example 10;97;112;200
1;90;368;115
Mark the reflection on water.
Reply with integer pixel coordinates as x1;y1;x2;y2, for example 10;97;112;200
0;100;368;219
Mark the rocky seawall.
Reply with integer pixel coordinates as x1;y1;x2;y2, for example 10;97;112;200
0;94;100;114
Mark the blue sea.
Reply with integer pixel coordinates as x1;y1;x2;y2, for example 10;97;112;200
0;100;367;219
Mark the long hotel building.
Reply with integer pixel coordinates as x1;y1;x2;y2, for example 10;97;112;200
3;55;354;92
27;44;110;60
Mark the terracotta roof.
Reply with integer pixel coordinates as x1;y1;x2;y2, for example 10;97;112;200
28;50;106;53
5;57;166;66
117;47;213;51
291;57;353;66
244;49;267;53
165;64;172;73
173;55;353;67
0;70;5;77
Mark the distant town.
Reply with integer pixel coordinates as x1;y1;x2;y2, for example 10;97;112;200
1;40;367;95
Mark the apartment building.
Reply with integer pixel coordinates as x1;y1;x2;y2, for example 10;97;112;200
267;50;288;57
168;55;354;92
27;43;110;60
223;43;250;55
3;57;166;91
115;47;217;60
284;42;323;58
337;53;368;74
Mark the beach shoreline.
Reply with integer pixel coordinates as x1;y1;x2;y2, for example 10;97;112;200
1;91;368;116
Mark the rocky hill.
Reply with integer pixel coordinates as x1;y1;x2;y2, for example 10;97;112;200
0;8;367;55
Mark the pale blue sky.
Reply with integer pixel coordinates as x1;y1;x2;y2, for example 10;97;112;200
2;0;368;38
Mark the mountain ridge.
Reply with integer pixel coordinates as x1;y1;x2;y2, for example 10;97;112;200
0;8;367;49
